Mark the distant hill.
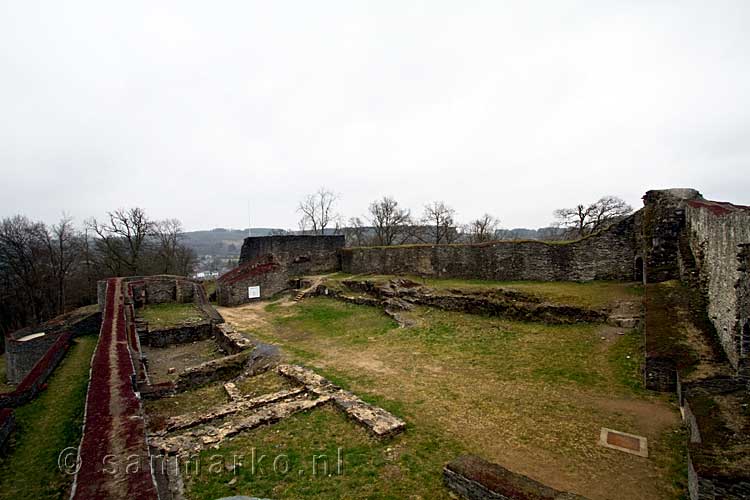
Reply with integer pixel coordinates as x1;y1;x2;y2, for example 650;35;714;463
182;228;284;257
182;226;567;260
495;227;566;240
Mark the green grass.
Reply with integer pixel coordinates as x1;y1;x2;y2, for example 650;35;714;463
145;384;229;428
138;302;205;329
272;300;609;390
609;325;647;394
234;371;294;399
272;300;397;348
644;281;700;375
202;280;217;302
186;405;464;500
209;294;686;499
0;336;97;500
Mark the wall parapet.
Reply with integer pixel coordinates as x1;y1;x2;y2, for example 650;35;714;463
0;332;72;408
342;217;637;282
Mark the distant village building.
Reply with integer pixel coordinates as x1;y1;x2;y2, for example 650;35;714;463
193;271;219;280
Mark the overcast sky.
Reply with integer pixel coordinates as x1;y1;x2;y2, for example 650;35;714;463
1;1;748;232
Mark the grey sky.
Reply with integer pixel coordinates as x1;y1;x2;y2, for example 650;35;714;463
1;1;748;231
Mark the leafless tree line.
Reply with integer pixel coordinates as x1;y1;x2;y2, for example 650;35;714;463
296;187;632;247
0;208;196;338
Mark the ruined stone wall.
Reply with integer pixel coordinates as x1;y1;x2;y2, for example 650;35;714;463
685;204;750;373
342;217;637;281
1;332;72;407
738;244;750;380
216;257;289;307
97;275;200;310
3;306;100;384
140;322;214;348
239;235;345;275
3;332;58;385
640;189;703;283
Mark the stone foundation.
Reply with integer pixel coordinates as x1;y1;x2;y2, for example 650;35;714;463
140;322;214;348
278;364;406;438
443;455;587;500
174;350;253;392
213;323;254;354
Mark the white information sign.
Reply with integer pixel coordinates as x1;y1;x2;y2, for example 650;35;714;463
248;286;261;299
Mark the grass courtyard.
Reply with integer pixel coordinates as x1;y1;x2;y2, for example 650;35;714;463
206;279;686;500
0;336;97;500
138;302;205;330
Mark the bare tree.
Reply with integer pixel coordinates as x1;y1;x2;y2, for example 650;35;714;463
47;215;82;313
0;216;55;327
297;187;339;235
343;217;368;247
421;201;456;244
553;196;633;238
464;214;500;243
87;208;154;275
153;218;184;274
367;196;412;246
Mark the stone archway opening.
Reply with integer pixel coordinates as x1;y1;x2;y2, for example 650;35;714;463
634;256;644;283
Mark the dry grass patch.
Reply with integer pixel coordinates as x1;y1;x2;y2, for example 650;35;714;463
216;291;685;500
234;370;296;399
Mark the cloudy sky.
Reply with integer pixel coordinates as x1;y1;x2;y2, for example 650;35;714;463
1;1;748;231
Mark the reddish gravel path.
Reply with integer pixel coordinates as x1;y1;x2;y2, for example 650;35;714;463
71;278;158;500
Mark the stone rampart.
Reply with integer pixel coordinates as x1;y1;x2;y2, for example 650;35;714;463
684;200;750;373
239;234;345;275
342;217;637;282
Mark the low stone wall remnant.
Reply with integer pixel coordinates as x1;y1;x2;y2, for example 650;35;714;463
443;455;587;500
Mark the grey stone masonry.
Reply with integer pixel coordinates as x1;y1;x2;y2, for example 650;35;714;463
684;199;750;373
239;234;345;275
278;364;406;438
444;455;587;500
342;217;637;282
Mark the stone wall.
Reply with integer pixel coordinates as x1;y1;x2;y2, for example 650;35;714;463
3;305;99;384
342;217;637;282
4;332;58;385
140;322;214;348
640;189;702;283
214;323;254;354
0;332;72;408
216;254;290;306
684;200;750;373
174;350;252;391
239;234;345;275
97;275;202;310
443;455;587;499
